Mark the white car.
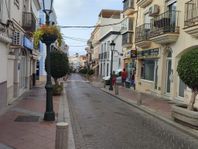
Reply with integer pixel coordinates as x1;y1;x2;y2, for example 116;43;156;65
103;69;122;85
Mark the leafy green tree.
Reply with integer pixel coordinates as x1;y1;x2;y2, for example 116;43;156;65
45;50;69;84
177;48;198;110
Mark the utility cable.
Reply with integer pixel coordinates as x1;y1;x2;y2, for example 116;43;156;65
59;21;123;29
63;35;88;41
68;45;87;47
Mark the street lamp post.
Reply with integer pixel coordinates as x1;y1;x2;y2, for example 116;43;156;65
109;40;115;91
42;0;55;121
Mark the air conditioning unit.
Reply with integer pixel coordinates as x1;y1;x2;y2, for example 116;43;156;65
12;31;22;45
149;5;160;17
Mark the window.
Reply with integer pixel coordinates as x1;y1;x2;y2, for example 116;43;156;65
141;60;155;81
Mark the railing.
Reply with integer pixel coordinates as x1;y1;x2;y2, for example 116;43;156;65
123;0;134;11
22;12;36;32
135;23;150;42
184;0;198;27
149;10;180;38
121;17;133;33
122;32;133;46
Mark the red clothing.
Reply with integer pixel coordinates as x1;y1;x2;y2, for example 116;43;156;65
112;76;116;85
121;71;127;79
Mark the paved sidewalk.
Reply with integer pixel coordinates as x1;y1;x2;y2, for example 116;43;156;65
0;81;74;149
90;80;198;139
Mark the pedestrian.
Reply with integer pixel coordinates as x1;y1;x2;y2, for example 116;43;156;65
121;68;127;87
112;71;116;86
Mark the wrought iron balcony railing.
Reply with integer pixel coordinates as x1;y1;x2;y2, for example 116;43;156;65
135;23;150;42
149;10;180;38
184;0;198;27
122;32;133;46
22;12;36;32
123;0;134;11
121;17;133;34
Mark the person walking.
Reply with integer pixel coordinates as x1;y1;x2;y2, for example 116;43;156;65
121;68;127;87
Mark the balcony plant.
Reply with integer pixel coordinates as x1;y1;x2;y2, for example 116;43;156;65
172;48;198;127
33;25;62;48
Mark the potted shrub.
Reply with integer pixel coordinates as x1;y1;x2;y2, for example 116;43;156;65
45;50;69;95
33;25;62;48
172;48;198;127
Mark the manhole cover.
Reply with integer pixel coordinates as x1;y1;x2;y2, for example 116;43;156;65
14;115;40;122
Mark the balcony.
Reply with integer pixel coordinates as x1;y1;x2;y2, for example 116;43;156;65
122;32;133;47
123;0;136;16
137;0;152;8
184;0;198;37
22;12;36;32
121;17;133;34
135;23;151;48
149;10;180;44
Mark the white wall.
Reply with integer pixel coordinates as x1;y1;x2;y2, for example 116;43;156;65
10;0;23;25
0;43;7;82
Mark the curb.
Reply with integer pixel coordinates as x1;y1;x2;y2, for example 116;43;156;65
100;88;198;140
58;82;76;149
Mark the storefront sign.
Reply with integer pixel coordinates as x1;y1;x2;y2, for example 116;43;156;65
23;36;33;50
137;48;159;59
131;50;137;59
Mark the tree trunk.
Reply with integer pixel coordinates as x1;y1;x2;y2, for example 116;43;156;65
187;90;198;110
54;78;59;85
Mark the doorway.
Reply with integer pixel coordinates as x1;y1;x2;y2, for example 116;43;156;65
165;50;172;94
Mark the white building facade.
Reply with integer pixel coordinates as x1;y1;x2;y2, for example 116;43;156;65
97;9;123;77
0;0;40;111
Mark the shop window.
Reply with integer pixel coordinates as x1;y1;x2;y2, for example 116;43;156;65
179;78;187;97
141;60;155;81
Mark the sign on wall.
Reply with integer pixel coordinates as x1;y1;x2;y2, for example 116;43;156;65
137;48;160;59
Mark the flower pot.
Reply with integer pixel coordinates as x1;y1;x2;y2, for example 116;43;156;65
52;84;63;96
41;34;58;45
171;104;198;129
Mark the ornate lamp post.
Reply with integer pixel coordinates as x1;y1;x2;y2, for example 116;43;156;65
42;0;55;121
109;40;116;91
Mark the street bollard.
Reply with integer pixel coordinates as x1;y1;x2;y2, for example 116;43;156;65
103;81;106;88
137;92;142;106
115;83;119;95
55;122;69;149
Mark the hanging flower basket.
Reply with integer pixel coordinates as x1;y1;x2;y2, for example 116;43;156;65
33;25;62;48
40;33;58;45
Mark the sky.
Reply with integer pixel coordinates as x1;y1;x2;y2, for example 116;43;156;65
54;0;122;56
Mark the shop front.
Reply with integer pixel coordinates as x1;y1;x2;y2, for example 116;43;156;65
136;48;160;94
123;49;137;78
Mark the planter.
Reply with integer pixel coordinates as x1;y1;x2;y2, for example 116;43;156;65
171;104;198;128
41;34;58;45
52;83;63;96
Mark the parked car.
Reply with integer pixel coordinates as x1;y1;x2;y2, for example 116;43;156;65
103;69;122;85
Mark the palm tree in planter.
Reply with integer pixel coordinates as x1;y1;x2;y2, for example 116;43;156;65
45;50;69;95
172;48;198;127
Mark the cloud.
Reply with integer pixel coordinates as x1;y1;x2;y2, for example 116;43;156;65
54;0;84;18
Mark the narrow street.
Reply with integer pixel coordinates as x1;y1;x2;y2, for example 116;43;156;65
66;74;198;149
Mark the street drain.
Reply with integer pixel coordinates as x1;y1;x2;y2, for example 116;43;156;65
14;115;40;122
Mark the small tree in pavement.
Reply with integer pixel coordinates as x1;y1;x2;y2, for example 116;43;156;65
177;48;198;110
45;50;69;85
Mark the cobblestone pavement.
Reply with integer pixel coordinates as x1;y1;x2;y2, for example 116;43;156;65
67;74;198;149
0;82;60;149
